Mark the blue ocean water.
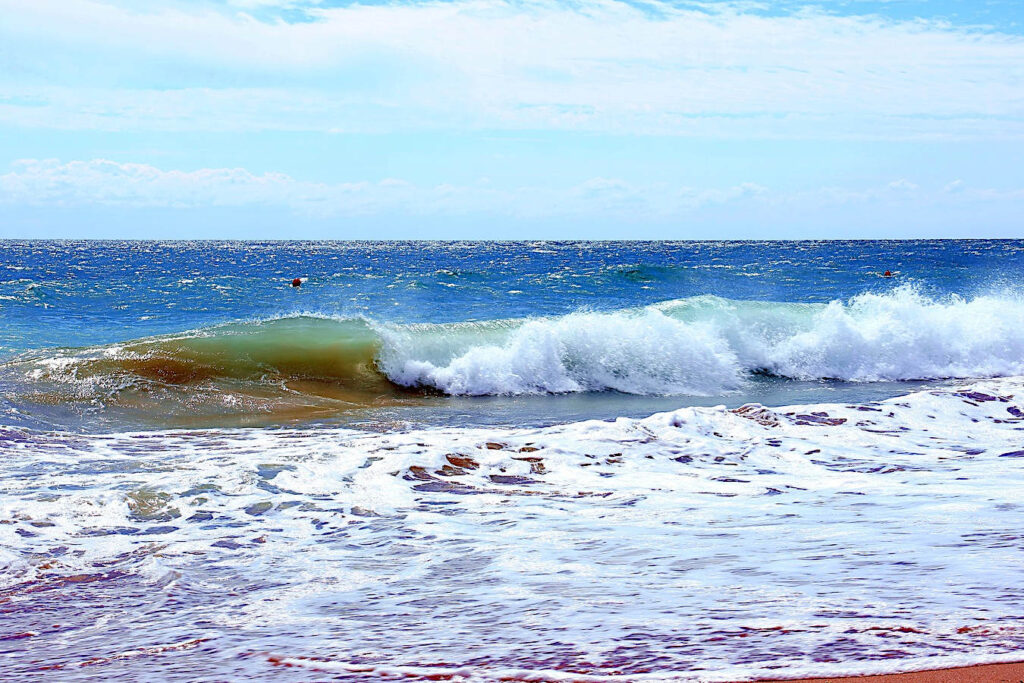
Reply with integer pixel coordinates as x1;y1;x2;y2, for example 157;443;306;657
1;240;1020;356
3;240;1024;681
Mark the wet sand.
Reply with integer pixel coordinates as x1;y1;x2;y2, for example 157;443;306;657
749;660;1024;683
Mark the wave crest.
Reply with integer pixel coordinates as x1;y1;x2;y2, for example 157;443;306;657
7;287;1024;409
379;287;1024;394
377;309;743;395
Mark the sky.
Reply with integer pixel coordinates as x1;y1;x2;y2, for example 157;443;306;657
0;0;1022;239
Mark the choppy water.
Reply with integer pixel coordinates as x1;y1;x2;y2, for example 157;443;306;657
2;241;1024;680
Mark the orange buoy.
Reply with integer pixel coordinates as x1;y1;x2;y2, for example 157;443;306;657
291;278;302;287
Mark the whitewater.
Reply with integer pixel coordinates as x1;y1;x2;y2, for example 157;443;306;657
379;288;1024;394
3;378;1024;680
2;240;1024;680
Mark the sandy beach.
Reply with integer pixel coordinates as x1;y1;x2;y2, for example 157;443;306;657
750;661;1024;683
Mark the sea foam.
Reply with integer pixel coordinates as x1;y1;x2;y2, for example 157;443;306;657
379;287;1024;394
3;378;1024;679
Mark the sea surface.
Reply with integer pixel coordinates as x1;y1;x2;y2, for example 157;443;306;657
2;240;1024;680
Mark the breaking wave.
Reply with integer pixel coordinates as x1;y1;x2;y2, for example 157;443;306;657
6;286;1024;406
380;286;1024;394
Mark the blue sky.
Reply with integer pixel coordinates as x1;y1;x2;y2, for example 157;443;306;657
0;0;1021;238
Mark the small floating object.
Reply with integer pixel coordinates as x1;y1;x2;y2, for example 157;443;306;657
883;270;893;278
291;278;302;287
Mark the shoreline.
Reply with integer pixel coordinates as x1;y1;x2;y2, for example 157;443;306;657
746;660;1024;683
259;657;1024;681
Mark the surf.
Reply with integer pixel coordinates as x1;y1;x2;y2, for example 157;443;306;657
380;286;1024;394
4;286;1024;428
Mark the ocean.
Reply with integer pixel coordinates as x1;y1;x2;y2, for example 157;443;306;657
2;240;1024;680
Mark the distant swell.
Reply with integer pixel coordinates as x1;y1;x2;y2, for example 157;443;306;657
7;287;1024;405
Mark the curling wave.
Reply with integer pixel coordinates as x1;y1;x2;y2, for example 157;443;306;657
6;287;1024;408
381;286;1024;394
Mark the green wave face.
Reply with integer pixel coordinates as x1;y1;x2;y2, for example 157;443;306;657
1;316;409;428
113;317;386;386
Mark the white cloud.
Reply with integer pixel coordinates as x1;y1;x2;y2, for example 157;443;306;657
0;0;1021;138
2;158;1020;220
887;178;919;192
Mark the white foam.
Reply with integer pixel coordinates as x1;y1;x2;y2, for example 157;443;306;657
378;308;743;395
3;378;1024;679
377;287;1024;394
